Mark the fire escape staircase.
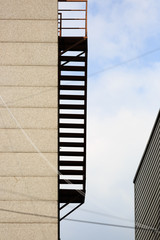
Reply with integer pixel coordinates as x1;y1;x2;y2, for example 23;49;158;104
58;0;88;221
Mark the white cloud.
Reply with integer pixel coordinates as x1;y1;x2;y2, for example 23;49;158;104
88;0;160;62
88;64;160;114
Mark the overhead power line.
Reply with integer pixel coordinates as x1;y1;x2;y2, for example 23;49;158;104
89;47;160;77
65;218;134;229
0;205;158;233
77;208;133;223
65;218;159;233
0;207;158;233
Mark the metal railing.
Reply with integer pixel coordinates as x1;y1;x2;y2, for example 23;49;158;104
58;0;88;37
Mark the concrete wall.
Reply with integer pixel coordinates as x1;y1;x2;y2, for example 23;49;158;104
0;0;58;239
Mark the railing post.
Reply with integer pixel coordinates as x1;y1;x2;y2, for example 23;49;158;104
58;0;88;37
85;1;88;37
58;13;62;37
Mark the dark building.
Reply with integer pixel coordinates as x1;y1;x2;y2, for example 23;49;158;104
133;110;160;240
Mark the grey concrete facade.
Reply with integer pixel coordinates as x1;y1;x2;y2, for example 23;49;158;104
0;0;58;239
134;111;160;240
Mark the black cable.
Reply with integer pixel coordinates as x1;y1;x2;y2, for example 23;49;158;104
76;208;133;222
0;207;158;233
64;218;159;233
65;218;134;229
89;47;160;77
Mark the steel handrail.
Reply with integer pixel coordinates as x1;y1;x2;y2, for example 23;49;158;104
58;1;88;37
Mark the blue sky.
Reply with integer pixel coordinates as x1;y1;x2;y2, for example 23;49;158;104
61;0;160;239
